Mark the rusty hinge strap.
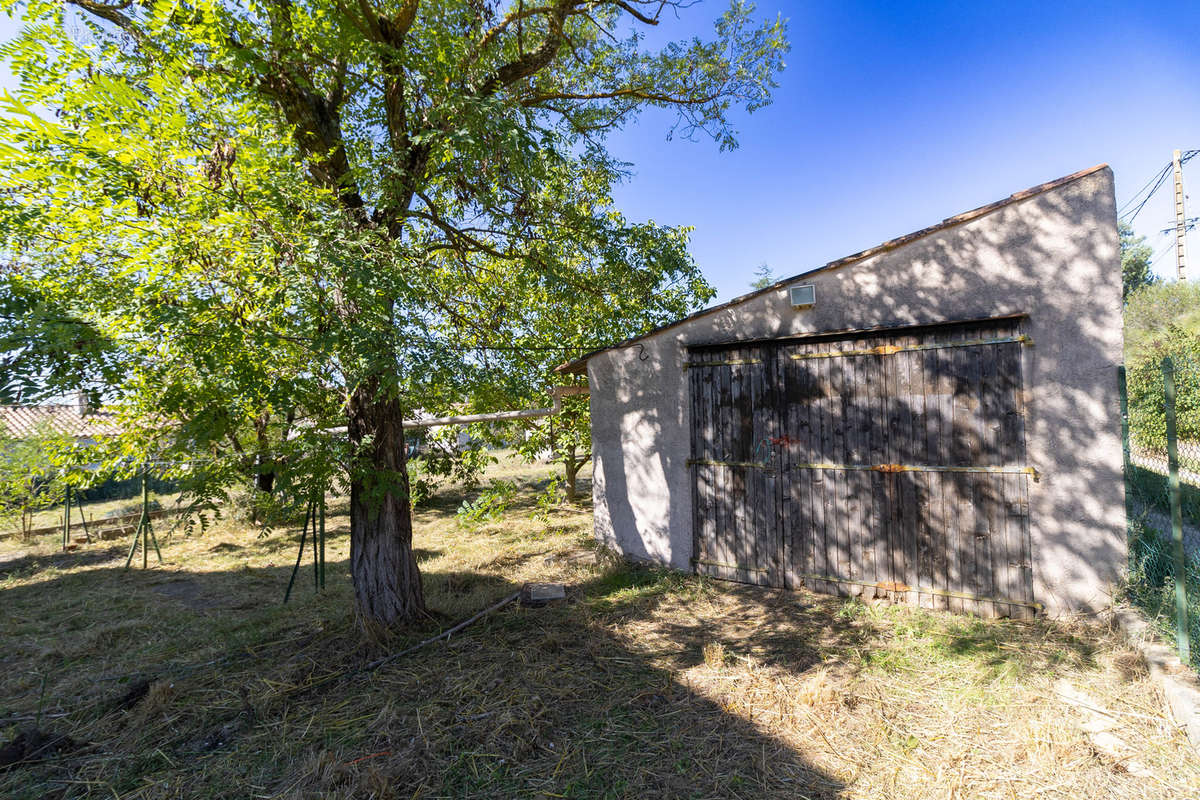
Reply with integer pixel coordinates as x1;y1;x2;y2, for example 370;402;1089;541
789;335;1032;361
682;358;762;370
794;572;1043;611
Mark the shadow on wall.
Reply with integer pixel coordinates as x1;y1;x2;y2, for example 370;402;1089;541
593;171;1124;612
686;320;1035;618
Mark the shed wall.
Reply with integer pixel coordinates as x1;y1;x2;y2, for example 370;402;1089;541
588;167;1124;612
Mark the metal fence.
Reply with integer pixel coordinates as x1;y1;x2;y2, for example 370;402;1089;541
1121;358;1199;669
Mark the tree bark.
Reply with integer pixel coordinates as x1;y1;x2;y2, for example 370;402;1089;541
563;444;579;503
346;379;426;632
255;469;275;494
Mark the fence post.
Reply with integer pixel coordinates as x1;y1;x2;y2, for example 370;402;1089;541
318;490;326;591
62;484;71;551
1163;356;1192;665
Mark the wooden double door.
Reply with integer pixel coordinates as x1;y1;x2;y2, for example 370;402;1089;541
687;318;1037;617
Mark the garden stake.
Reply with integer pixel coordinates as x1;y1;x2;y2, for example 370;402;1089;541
312;492;320;591
124;469;163;569
74;493;91;543
319;492;326;590
62;484;70;551
283;499;314;604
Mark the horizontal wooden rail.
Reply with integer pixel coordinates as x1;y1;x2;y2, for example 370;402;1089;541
687;458;1038;481
681;358;763;370
788;334;1031;361
1;507;181;541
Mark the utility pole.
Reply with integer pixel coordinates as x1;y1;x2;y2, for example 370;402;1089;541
1173;149;1188;281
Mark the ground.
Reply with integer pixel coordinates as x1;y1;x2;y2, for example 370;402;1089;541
1;456;1198;799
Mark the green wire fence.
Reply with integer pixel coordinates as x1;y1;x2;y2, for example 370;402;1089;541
1121;359;1200;669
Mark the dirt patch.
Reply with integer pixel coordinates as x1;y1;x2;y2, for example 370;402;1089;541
149;578;227;611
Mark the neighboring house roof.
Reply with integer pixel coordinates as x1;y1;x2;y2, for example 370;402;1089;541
556;163;1110;375
0;405;123;439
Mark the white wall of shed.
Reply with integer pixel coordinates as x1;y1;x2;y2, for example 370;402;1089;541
588;167;1124;613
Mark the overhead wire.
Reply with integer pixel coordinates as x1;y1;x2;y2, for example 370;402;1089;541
1120;163;1172;217
1120;150;1200;224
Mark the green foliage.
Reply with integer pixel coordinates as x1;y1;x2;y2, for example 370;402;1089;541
0;423;68;536
1119;221;1157;301
1124;281;1200;455
533;473;564;522
455;479;518;526
0;0;787;622
0;0;782;512
749;263;775;290
408;428;496;506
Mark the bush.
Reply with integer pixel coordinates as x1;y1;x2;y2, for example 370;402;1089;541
1125;282;1200;458
227;489;310;530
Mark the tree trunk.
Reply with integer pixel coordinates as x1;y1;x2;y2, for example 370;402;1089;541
563;444;579;503
255;469;275;494
254;415;276;494
347;379;426;632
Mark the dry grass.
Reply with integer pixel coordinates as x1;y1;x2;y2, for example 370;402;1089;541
4;491;187;536
1;455;1198;799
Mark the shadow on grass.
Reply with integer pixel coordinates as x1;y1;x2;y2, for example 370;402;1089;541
0;543;131;580
0;540;1120;800
0;547;847;799
932;616;1099;672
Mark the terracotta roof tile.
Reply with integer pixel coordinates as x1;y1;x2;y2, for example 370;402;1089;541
0;405;123;439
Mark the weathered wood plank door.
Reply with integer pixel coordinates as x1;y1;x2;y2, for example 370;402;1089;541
687;344;782;587
688;318;1036;617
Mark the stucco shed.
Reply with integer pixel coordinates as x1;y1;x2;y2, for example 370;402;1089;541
561;165;1125;615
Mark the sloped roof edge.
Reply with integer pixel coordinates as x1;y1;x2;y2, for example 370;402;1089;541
556;163;1110;375
0;405;123;439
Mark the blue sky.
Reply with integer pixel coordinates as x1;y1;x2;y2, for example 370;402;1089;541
3;1;1198;303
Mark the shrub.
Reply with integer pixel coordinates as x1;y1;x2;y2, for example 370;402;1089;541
1125;282;1200;459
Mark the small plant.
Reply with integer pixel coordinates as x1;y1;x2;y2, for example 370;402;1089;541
836;597;867;622
702;641;727;669
532;474;564;523
456;480;518;526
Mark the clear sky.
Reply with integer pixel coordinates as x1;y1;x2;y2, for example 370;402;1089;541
3;1;1198;304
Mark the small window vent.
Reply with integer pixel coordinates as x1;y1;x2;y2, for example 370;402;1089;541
789;284;816;308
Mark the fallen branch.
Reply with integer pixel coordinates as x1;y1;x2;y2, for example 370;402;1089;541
288;590;522;696
362;591;522;673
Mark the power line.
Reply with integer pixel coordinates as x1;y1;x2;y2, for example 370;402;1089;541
1123;165;1174;223
1150;240;1178;270
1120;163;1172;217
1121;150;1200;224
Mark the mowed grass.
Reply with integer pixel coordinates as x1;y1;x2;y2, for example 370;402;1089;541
1;455;1198;799
3;490;187;536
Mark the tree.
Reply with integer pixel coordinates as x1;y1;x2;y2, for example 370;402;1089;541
0;424;67;540
486;228;714;503
749;263;775;290
1120;221;1157;301
1;0;788;631
1124;281;1200;453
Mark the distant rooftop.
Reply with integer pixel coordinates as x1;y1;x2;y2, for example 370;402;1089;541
0;405;123;439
